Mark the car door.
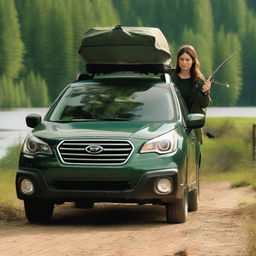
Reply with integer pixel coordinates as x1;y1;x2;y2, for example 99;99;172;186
175;91;197;189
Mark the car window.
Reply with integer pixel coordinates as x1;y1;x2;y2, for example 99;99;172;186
48;83;177;122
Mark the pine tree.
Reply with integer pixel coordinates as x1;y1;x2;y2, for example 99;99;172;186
15;80;31;107
92;0;119;27
42;0;76;100
238;13;256;105
70;0;95;74
24;71;49;107
211;28;242;106
112;0;141;26
17;0;53;75
190;0;214;77
0;76;16;107
212;0;247;35
0;0;24;79
247;0;256;11
2;0;255;107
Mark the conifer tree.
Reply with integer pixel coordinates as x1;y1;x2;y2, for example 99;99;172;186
238;14;256;105
15;80;31;107
0;0;24;79
17;0;53;75
157;0;184;42
112;0;141;26
42;0;76;100
112;0;131;23
1;0;255;107
212;0;247;35
0;76;16;108
247;0;256;11
189;0;214;77
70;0;94;74
24;71;49;107
211;28;242;106
92;0;119;27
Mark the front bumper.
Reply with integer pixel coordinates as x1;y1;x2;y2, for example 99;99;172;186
16;168;184;204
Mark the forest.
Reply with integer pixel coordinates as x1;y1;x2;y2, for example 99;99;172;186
0;0;256;108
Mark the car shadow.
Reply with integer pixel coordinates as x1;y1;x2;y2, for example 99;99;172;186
48;203;167;227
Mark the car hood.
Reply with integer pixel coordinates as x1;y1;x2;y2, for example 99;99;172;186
33;121;178;141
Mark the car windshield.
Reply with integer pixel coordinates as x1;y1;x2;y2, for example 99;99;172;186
48;82;177;122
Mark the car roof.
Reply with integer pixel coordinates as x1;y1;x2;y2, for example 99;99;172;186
70;73;170;89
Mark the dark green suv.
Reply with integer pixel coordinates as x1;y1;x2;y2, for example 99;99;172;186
16;73;205;224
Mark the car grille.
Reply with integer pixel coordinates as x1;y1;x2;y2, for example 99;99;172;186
52;180;131;191
57;140;134;165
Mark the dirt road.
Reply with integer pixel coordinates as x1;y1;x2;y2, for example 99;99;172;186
0;182;255;256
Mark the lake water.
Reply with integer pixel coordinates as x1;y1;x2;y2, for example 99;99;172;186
0;107;256;158
207;107;256;117
0;108;48;158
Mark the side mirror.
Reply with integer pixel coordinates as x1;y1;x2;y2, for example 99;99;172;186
26;114;41;128
187;114;205;129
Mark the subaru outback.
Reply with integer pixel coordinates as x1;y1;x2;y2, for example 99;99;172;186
16;73;205;224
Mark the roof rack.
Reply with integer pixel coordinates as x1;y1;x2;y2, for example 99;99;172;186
85;64;170;75
75;72;171;83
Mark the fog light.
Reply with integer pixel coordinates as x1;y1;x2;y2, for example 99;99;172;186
155;178;172;194
20;179;34;195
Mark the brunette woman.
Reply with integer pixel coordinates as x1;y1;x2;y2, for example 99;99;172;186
169;45;212;142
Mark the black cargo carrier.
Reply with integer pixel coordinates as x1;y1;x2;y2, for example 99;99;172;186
79;25;171;74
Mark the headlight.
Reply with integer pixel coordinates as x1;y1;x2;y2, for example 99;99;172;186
22;134;52;155
140;130;178;154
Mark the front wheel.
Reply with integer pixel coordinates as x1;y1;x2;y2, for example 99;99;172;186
24;199;54;223
166;190;188;224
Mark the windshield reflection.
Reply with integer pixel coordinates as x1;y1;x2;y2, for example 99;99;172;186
49;83;175;122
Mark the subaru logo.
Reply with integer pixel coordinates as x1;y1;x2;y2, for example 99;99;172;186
85;145;103;154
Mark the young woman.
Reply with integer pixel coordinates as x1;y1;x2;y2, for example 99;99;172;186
169;45;212;142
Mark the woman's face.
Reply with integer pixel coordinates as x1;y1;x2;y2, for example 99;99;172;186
178;53;193;72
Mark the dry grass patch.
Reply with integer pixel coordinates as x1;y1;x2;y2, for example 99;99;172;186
245;203;256;256
173;250;189;256
0;203;24;223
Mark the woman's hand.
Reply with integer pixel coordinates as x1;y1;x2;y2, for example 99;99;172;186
201;80;211;94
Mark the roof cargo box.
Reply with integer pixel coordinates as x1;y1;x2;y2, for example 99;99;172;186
79;25;171;73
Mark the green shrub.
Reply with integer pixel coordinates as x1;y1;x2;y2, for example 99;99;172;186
201;137;250;173
0;143;22;208
0;143;21;171
201;117;256;190
204;117;255;144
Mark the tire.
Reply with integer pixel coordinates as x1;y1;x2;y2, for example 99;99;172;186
188;188;198;212
75;201;94;209
166;190;188;224
24;199;54;223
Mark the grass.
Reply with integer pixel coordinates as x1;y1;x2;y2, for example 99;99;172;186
0;144;23;210
201;117;256;189
202;117;256;256
202;167;256;188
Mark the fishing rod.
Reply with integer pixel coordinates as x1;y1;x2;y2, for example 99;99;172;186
211;79;229;88
207;48;241;87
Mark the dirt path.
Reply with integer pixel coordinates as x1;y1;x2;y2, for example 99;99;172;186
0;182;255;256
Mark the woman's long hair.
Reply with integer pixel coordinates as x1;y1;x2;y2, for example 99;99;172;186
175;45;204;81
